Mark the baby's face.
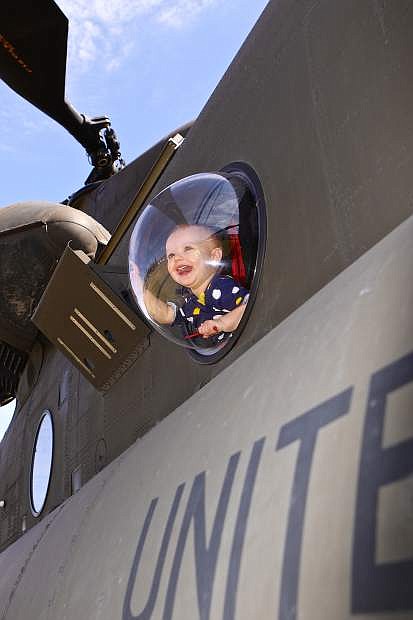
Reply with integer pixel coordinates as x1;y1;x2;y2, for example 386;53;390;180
166;226;222;293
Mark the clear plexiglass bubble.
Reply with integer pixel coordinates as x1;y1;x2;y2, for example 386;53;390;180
129;172;258;356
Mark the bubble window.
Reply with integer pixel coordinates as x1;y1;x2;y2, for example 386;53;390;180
30;410;54;517
129;167;265;361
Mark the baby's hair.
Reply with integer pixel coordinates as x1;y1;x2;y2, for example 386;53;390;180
166;223;224;249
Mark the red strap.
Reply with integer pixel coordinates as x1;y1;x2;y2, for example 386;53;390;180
229;234;247;286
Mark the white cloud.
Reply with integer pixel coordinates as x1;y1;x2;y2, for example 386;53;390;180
58;0;218;75
0;93;54;143
157;0;216;28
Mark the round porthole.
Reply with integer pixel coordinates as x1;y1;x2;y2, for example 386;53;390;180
0;399;16;443
30;410;54;517
129;165;266;362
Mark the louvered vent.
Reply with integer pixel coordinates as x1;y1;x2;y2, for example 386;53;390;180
0;342;26;405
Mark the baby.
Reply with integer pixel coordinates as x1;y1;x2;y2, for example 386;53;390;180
143;224;249;339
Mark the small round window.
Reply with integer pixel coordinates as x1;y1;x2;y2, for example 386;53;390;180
0;399;16;443
129;166;265;361
30;410;54;517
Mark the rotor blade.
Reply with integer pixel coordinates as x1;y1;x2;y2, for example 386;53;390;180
0;0;69;117
0;0;111;155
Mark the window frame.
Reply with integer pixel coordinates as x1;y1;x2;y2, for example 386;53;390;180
187;162;267;364
29;409;54;517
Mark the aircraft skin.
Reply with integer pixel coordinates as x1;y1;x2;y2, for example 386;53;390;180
1;217;413;619
0;0;413;618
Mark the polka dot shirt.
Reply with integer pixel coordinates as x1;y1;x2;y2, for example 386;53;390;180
171;274;249;339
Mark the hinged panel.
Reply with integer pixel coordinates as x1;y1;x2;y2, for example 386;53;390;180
32;247;150;391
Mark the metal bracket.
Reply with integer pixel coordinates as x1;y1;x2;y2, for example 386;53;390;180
32;247;150;391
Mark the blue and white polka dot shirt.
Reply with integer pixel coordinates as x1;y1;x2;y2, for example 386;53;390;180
171;274;249;339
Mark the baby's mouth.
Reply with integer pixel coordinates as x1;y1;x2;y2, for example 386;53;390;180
176;265;192;275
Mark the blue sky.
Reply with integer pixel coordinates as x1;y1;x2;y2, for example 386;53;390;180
0;0;268;440
0;0;268;206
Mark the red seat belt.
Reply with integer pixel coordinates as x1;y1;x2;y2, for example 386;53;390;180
229;233;247;286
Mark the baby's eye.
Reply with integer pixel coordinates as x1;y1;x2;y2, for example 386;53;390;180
184;245;194;252
167;253;175;260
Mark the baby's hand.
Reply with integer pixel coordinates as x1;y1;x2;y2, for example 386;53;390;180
198;319;222;338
